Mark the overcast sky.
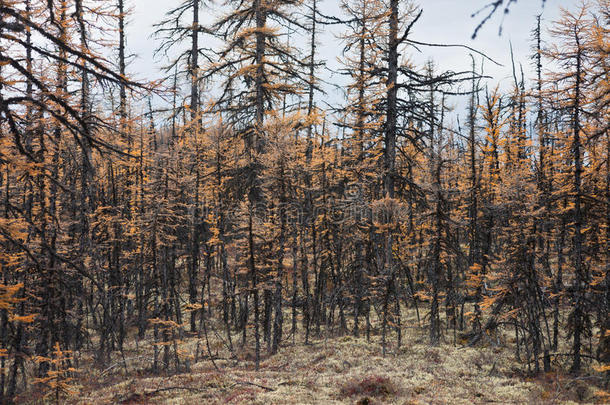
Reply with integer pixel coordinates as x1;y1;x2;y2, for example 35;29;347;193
125;0;578;116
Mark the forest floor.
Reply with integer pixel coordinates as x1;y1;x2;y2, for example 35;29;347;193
17;310;609;404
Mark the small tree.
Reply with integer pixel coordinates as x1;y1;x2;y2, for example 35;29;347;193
33;342;77;405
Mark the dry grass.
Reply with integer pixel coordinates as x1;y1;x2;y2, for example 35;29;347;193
339;375;398;400
14;309;609;404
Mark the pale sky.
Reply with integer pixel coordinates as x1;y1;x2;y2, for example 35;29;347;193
125;0;578;117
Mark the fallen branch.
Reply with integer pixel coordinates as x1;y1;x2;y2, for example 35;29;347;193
233;379;275;391
118;386;209;404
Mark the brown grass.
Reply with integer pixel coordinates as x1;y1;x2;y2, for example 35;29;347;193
12;308;608;404
339;375;398;399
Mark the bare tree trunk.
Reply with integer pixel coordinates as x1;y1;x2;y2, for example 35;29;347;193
570;38;585;375
189;0;201;335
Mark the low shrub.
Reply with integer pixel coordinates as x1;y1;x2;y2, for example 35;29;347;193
339;375;398;399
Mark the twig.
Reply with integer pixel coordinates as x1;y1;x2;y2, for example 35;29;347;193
100;356;149;376
118;386;209;404
145;386;208;395
233;379;275;391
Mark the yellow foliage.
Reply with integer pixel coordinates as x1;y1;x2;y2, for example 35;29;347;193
0;283;24;311
480;295;499;311
593;364;610;372
184;303;203;312
33;342;78;402
466;274;483;289
9;314;36;323
594;390;610;403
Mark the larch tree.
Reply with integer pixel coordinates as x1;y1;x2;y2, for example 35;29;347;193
204;0;308;369
545;4;594;374
2;0;610;402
